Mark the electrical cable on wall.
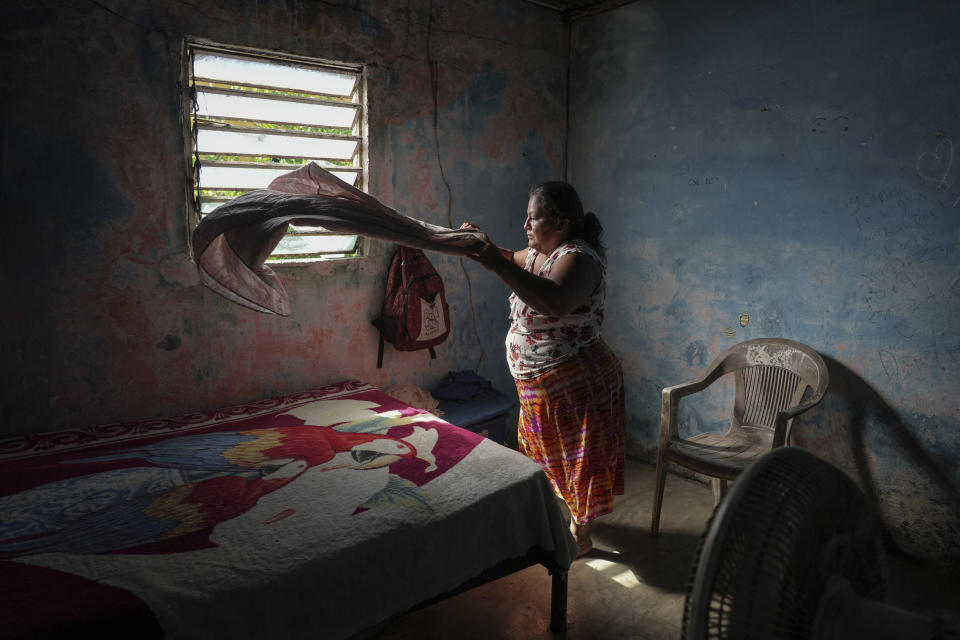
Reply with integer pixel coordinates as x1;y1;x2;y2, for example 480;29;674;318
427;2;486;372
90;0;488;370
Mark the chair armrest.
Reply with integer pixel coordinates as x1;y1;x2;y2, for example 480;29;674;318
772;398;825;446
660;377;717;441
662;378;715;400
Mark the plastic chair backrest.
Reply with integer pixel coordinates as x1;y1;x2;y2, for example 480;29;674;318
710;339;828;431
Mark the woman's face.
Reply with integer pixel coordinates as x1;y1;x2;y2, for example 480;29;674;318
524;196;568;254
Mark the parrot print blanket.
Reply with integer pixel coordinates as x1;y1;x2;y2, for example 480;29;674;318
0;381;575;639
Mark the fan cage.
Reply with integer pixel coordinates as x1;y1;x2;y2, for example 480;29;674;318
682;447;887;640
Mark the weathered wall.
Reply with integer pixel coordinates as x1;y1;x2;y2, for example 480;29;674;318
7;0;956;573
0;1;566;436
569;0;960;569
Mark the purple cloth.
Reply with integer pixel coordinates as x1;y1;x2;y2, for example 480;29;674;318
434;370;493;401
192;163;483;315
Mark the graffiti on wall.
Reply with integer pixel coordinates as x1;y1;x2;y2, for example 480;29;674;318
844;137;960;383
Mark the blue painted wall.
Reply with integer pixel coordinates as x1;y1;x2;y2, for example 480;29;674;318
569;0;960;569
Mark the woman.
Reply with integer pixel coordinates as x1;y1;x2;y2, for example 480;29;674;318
461;181;625;556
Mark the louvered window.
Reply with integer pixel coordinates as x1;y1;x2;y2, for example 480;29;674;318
186;42;365;262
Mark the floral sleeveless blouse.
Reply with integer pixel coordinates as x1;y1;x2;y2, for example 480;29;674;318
506;239;606;379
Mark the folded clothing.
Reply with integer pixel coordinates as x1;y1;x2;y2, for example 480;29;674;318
433;370;492;402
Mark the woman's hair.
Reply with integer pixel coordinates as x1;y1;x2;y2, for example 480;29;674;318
529;181;605;258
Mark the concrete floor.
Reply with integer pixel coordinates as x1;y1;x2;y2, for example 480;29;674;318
373;457;960;640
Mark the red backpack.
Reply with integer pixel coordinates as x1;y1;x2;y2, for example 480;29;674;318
373;246;451;368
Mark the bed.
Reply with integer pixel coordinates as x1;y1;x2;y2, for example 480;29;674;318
0;380;576;639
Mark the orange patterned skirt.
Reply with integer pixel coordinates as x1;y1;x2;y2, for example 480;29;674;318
514;339;625;525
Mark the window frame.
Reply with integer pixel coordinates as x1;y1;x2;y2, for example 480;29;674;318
182;38;369;264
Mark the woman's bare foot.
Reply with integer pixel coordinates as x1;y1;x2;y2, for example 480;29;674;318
570;520;592;557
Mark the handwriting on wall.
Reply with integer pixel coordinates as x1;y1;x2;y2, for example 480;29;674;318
688;176;720;187
847;138;960;381
811;115;850;134
916;137;960;206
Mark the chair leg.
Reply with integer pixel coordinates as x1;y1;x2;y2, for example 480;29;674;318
651;453;668;536
711;478;727;505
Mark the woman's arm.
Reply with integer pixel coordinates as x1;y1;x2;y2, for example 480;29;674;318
462;224;600;317
461;223;527;269
485;250;600;317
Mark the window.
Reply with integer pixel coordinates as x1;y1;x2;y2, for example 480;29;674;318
185;41;366;262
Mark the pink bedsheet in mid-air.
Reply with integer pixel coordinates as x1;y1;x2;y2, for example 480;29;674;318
192;163;483;315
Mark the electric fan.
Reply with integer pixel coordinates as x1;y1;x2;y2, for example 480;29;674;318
682;445;959;640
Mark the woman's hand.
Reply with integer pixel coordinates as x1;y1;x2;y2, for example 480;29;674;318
459;222;505;269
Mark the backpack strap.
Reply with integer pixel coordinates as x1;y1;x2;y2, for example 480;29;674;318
375;249;392;369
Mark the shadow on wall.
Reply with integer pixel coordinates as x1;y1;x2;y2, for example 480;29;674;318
793;356;960;574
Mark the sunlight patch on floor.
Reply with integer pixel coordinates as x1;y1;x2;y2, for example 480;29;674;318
611;569;641;588
584;556;642;589
584;558;616;571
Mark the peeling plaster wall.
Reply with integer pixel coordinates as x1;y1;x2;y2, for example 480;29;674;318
0;1;567;435
569;1;960;569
